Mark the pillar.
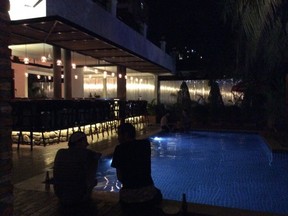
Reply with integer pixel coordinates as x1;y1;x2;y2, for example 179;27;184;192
110;0;117;17
64;49;72;99
117;66;126;124
154;74;159;104
117;65;126;100
141;23;147;38
53;46;62;99
0;0;13;214
103;75;107;98
286;74;288;125
160;36;166;52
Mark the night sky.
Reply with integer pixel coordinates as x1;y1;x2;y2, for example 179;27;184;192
145;0;232;73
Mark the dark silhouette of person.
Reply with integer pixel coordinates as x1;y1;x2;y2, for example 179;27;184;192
53;131;101;210
160;112;170;132
111;123;162;213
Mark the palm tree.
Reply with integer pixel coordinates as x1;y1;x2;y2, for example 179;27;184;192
0;0;13;214
223;0;288;129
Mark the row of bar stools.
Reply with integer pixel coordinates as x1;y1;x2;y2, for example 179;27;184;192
11;99;149;150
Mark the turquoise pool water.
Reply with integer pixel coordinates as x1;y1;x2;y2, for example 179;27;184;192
95;131;288;215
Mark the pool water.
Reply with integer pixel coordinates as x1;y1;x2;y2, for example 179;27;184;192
95;131;288;215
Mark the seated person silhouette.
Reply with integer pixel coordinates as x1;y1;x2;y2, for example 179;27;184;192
53;131;101;207
111;123;162;213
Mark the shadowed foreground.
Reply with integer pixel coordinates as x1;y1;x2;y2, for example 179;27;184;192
14;188;209;216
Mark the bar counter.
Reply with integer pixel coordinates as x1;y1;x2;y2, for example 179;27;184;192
10;99;148;150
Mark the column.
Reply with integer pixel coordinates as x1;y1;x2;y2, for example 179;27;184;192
0;0;13;214
53;46;62;99
117;66;126;124
154;74;159;104
110;0;117;17
106;0;118;17
117;65;126;100
286;74;288;125
103;76;107;98
64;49;72;99
141;23;148;38
160;36;166;52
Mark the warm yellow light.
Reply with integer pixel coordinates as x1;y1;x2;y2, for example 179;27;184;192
72;63;76;69
57;60;62;66
24;57;29;64
41;56;47;63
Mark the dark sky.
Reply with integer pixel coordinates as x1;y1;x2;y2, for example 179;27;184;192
145;0;229;61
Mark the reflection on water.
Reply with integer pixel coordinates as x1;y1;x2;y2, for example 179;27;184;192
95;157;121;192
95;131;288;215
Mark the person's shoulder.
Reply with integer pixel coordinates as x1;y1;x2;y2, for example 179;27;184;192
85;148;102;159
137;138;150;143
136;139;151;146
55;148;68;156
57;148;67;152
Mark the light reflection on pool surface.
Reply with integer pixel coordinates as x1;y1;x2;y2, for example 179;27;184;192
95;131;288;215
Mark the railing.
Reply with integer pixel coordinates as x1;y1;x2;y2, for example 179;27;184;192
10;99;148;150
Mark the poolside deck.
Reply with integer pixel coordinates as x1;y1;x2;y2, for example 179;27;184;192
14;187;213;216
13;124;207;216
12;123;286;216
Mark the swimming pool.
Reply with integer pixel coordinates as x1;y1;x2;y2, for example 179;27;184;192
95;131;288;215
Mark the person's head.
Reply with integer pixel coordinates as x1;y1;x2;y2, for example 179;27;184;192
68;131;89;148
117;123;136;144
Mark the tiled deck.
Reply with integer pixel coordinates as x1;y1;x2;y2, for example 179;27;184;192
14;187;212;216
12;124;206;216
12;124;285;216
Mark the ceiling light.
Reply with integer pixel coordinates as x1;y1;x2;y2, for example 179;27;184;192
41;56;47;63
41;43;47;63
57;60;62;66
23;57;29;64
24;44;29;64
